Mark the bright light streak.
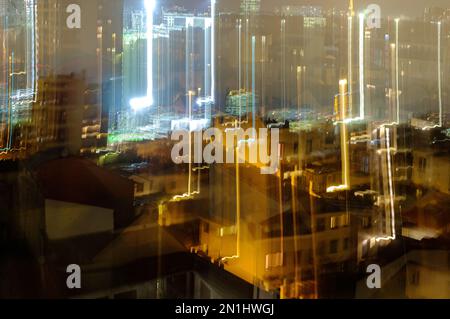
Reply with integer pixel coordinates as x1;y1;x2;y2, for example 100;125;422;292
211;0;216;102
130;0;156;110
220;145;241;266
327;185;349;193
359;13;365;119
238;19;242;126
130;96;153;111
421;21;443;130
348;16;353;115
376;127;396;242
328;80;350;193
252;35;256;128
172;191;199;201
340;80;350;188
26;0;36;98
438;21;442;127
395;18;400;123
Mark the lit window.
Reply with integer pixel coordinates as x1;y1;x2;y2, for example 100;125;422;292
330;216;338;229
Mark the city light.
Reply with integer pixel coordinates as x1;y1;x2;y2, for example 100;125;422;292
359;13;365;120
1;0;449;302
129;0;156;111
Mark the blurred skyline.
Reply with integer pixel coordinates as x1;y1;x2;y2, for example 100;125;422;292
135;0;450;17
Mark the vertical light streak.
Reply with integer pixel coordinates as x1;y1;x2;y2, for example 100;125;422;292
197;165;201;193
1;16;7;150
348;16;353;115
340;80;350;187
220;143;241;264
309;181;319;299
395;18;400;123
438;22;442;127
389;44;396;123
252;35;256;128
386;128;396;240
238;19;242;126
186;18;191;108
422;21;443;130
211;0;216;102
261;35;266;116
6;54;13;150
349;0;354;16
297;66;302;114
245;18;249;119
26;0;36;97
112;33;116;129
291;169;300;297
327;79;351;192
204;19;210;100
376;127;396;242
278;164;284;269
34;3;39;102
281;19;286;121
97;26;103;122
359;13;365;119
235;145;241;258
129;0;155;110
145;0;154;100
188;91;193;196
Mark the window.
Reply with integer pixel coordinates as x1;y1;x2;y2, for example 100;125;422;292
318;242;326;256
329;239;339;254
330;216;338;229
341;214;350;227
316;218;325;232
135;182;144;193
265;252;284;269
343;238;350;250
409;270;420;286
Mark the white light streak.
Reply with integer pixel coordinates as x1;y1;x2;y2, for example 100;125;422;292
359;13;365;119
130;0;156;110
211;0;216;102
395;18;400;123
438;21;442;127
376;127;396;242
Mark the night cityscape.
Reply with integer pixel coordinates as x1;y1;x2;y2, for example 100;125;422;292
0;0;449;301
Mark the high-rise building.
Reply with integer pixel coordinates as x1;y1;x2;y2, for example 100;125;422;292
30;74;86;156
117;3;213;141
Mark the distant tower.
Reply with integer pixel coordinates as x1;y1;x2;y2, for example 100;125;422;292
240;0;261;14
